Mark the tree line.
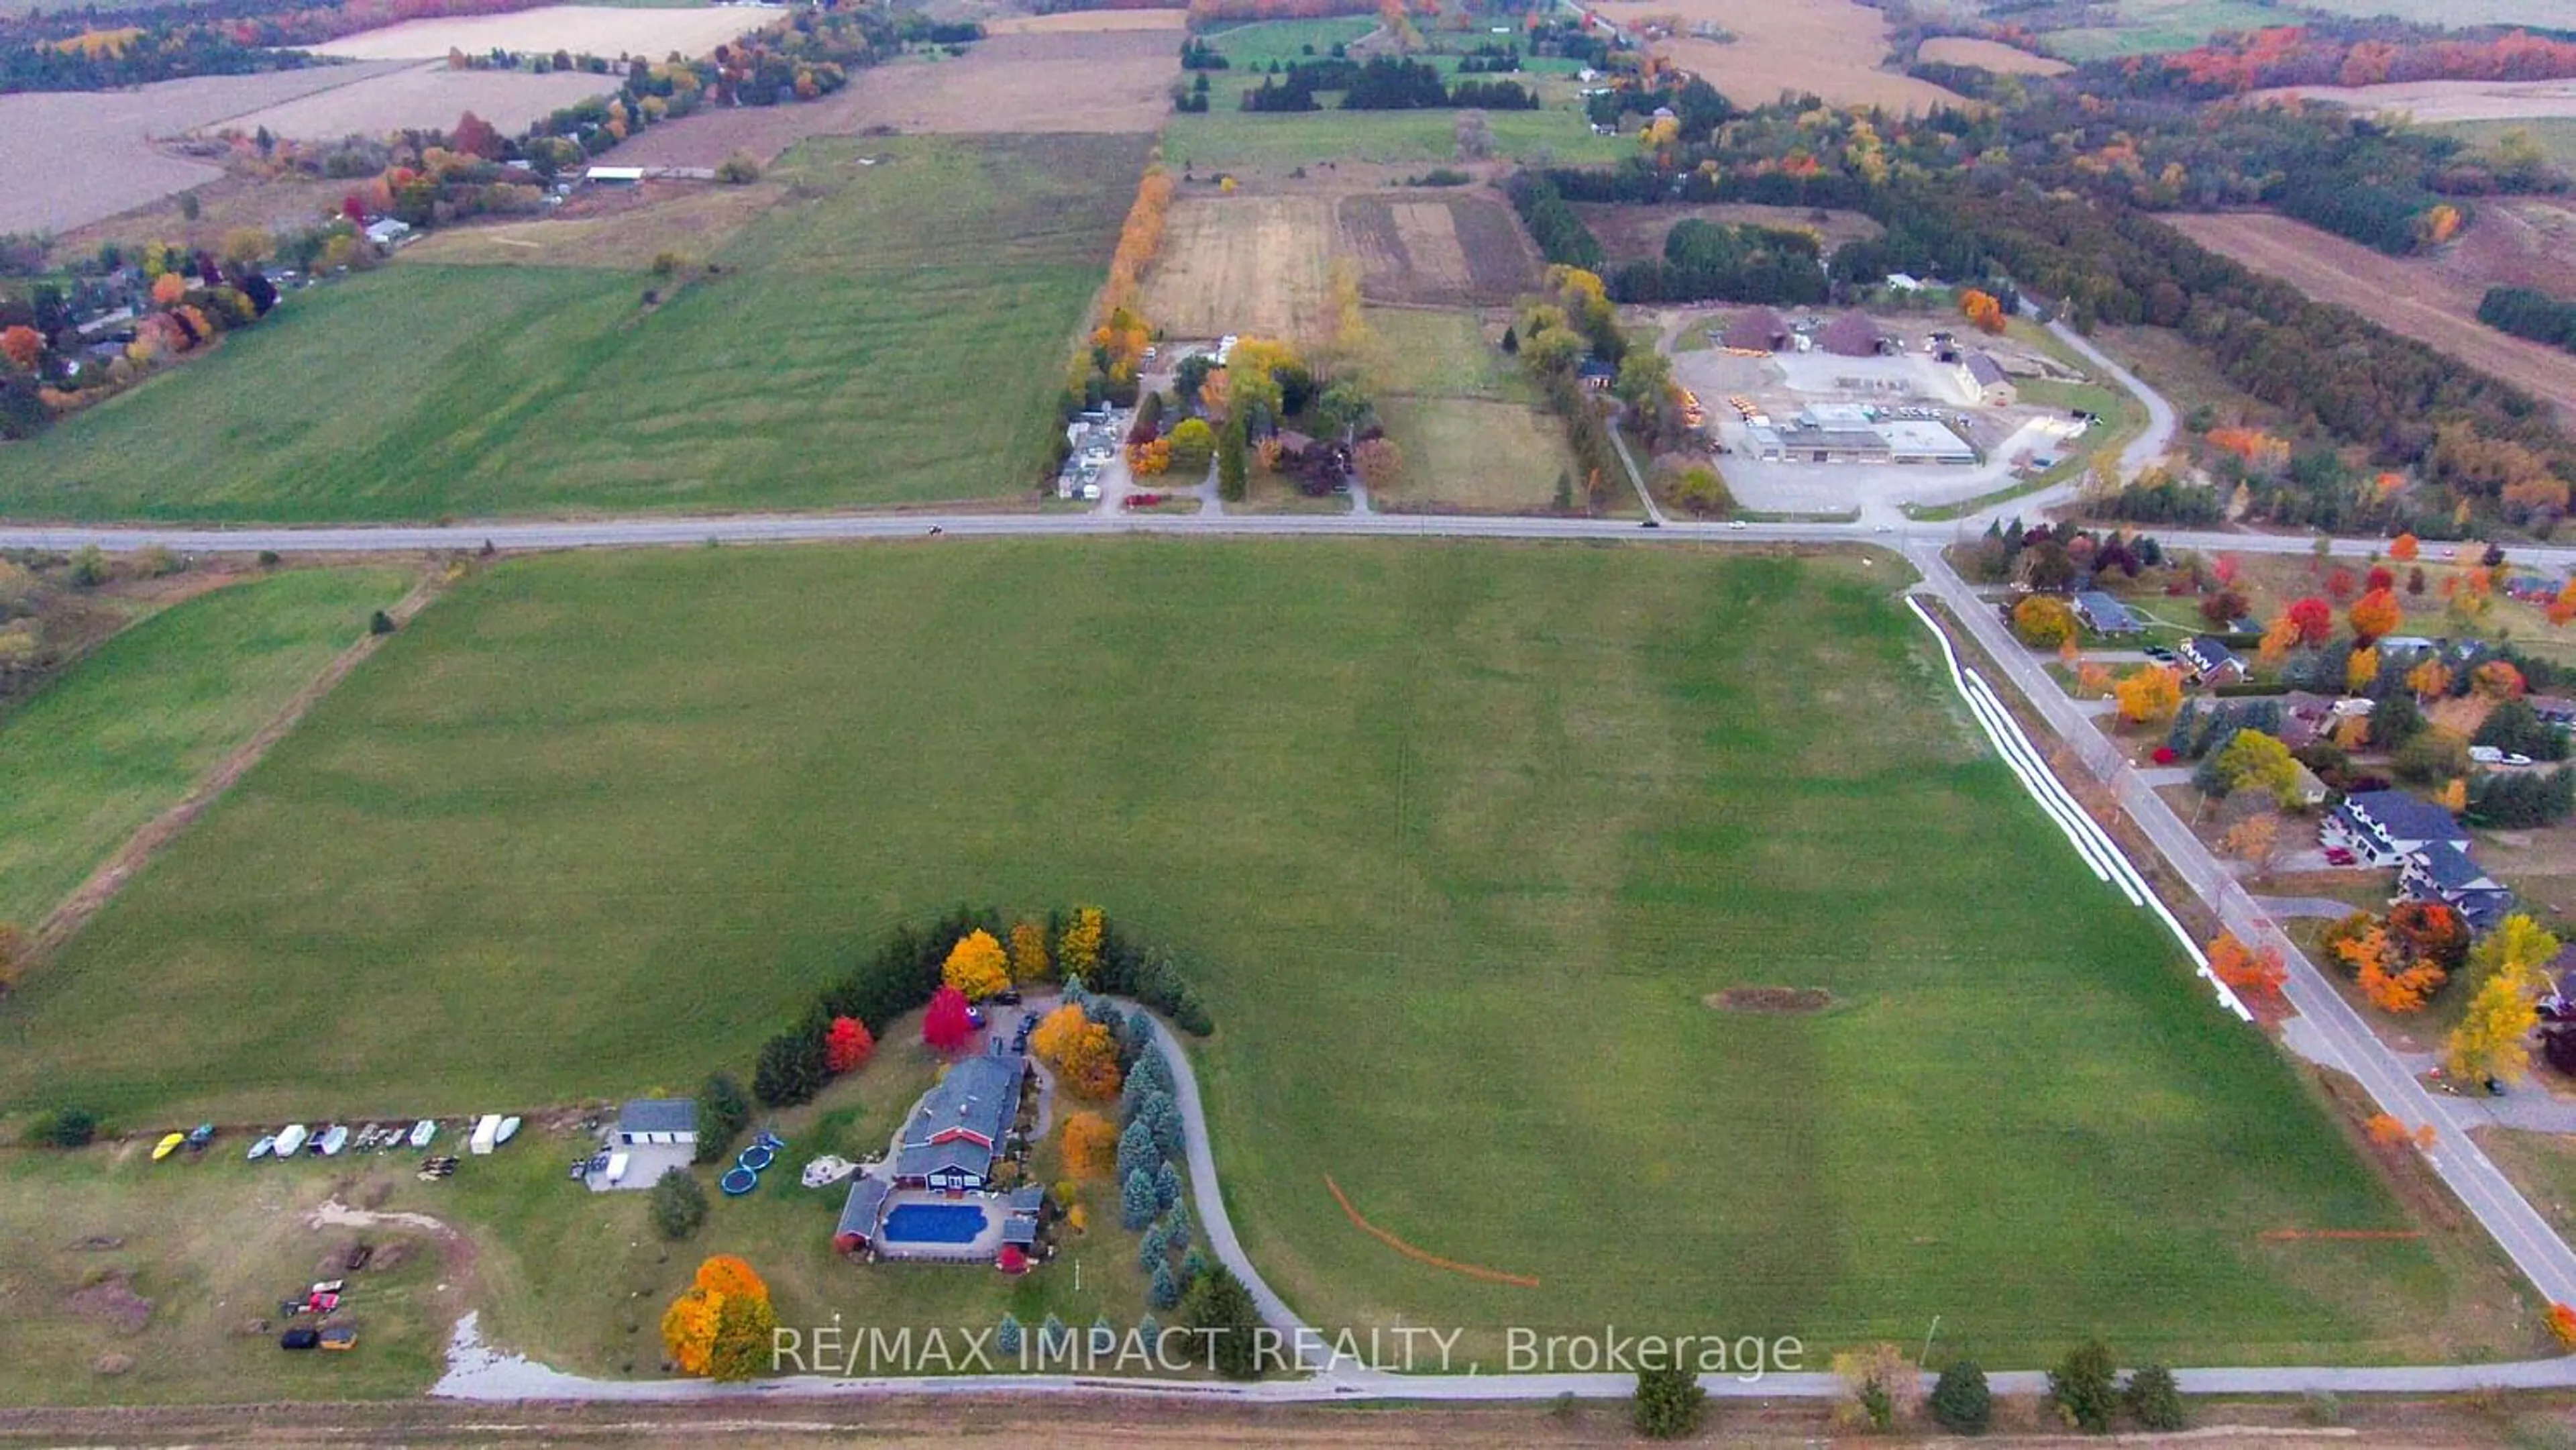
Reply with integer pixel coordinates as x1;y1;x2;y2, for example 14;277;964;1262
2480;286;2576;355
1241;54;1536;111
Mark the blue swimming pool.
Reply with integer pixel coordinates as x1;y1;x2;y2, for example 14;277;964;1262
879;1202;989;1245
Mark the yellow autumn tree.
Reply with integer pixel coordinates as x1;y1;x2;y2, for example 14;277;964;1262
941;929;1012;1001
661;1255;775;1382
2445;916;2561;1085
2114;664;2184;725
1059;1110;1117;1178
2346;645;2380;694
1007;920;1052;984
1057;906;1104;983
1031;1003;1122;1100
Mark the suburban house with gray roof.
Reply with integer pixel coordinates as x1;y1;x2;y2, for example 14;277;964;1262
831;1175;894;1255
2073;590;2139;635
2400;841;2514;931
2179;636;2244;686
891;1052;1028;1194
2328;789;2471;868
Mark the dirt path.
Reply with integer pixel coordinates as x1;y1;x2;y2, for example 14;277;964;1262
28;567;447;962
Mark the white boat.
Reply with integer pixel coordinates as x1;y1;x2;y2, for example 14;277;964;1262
495;1115;521;1145
273;1124;309;1157
409;1119;435;1149
319;1125;349;1156
247;1134;277;1161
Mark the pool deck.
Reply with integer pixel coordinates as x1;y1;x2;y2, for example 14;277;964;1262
874;1188;1010;1262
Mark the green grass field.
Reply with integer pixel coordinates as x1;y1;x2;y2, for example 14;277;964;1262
1163;105;1625;170
0;567;410;931
2035;0;2294;61
0;540;2510;1369
2432;119;2576;176
0;134;1145;523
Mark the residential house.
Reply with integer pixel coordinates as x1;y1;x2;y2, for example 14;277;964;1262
1576;356;1617;391
2529;694;2576;729
890;1053;1028;1194
616;1098;697;1147
362;217;413;249
2399;841;2514;930
2072;590;2140;635
2179;636;2245;686
2327;788;2471;868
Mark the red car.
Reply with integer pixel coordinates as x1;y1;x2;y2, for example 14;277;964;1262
2323;847;2357;866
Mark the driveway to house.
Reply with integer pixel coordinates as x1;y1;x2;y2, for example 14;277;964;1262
2254;894;2371;921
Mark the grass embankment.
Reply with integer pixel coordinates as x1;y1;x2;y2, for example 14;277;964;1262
0;540;2511;1371
0;134;1145;522
0;566;411;930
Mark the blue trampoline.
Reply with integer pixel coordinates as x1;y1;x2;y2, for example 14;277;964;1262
737;1144;775;1172
720;1166;758;1196
878;1203;989;1245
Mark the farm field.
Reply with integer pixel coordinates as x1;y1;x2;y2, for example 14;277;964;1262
2434;118;2576;176
305;3;757;60
981;6;1185;32
0;540;2519;1369
0;567;411;933
604;32;1175;165
1338;192;1534;306
1140;193;1336;342
1370;395;1578;511
2033;0;2295;62
1574;202;1882;264
1161;105;1626;171
1917;35;2068;74
400;180;785;268
0;133;1145;522
2253;78;2576;124
2171;209;2576;422
0;62;412;234
1593;0;1965;111
212;60;621;139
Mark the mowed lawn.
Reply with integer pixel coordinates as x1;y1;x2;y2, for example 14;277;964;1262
0;134;1145;522
0;567;410;929
0;541;2485;1366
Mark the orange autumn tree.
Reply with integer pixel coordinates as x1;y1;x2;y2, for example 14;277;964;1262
1031;1002;1123;1099
2207;931;2287;1002
2347;587;2402;643
2389;533;2420;562
1060;1110;1117;1178
661;1255;777;1382
2114;664;2184;725
0;324;40;372
2337;925;2445;1013
1099;166;1174;319
1959;288;2006;334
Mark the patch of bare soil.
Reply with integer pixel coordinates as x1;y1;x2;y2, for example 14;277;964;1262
1338;192;1534;305
1706;986;1835;1013
64;1272;152;1335
606;32;1172;166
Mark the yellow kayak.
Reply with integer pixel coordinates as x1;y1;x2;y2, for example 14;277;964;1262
152;1133;184;1161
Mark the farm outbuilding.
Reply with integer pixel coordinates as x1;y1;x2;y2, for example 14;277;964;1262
1720;307;1788;352
1817;312;1886;357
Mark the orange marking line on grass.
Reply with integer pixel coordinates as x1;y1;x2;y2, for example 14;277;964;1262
1324;1175;1540;1288
2259;1229;2424;1241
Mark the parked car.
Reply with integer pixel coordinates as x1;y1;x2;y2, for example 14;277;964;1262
2143;645;2176;662
2323;847;2357;866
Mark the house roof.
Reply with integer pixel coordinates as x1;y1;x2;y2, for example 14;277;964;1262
900;1054;1024;1159
1576;356;1617;379
894;1137;996;1181
2408;840;2505;894
835;1175;891;1240
2183;635;2239;672
1006;1184;1046;1214
2073;590;2136;631
619;1098;698;1135
2343;789;2470;847
1964;352;2008;386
